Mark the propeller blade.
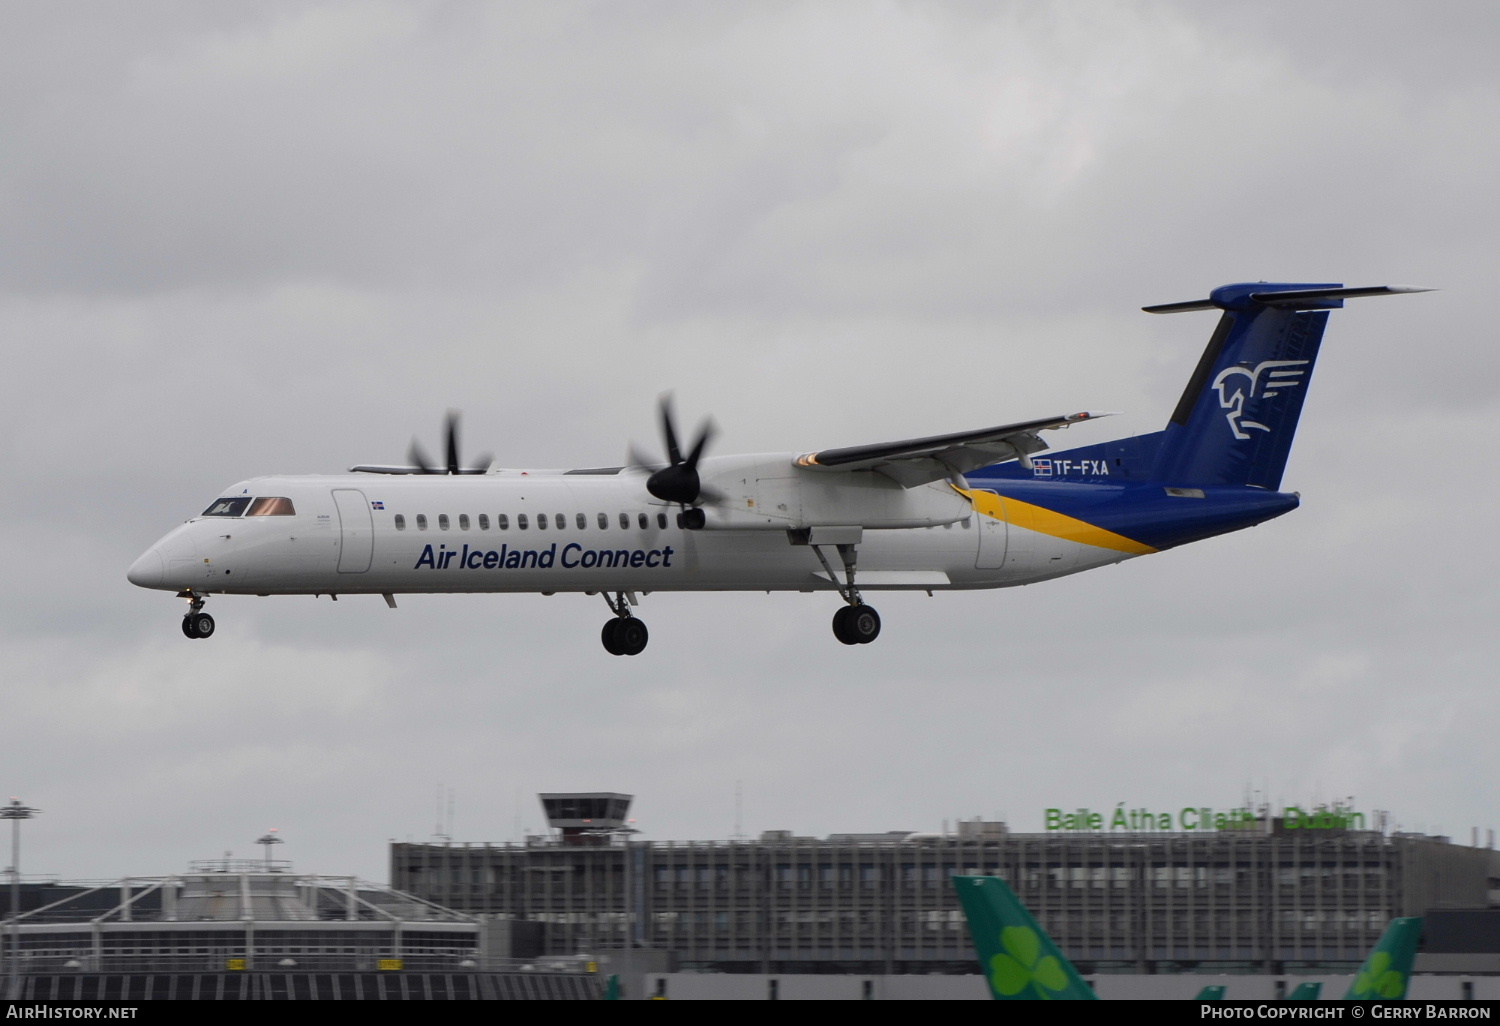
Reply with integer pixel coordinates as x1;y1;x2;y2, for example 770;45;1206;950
626;442;662;472
462;452;494;475
407;438;438;474
659;396;683;465
685;419;715;470
645;397;717;506
444;411;460;475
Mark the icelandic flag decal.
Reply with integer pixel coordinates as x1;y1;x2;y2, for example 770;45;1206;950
371;501;385;510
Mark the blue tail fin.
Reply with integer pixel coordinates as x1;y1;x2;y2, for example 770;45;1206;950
1147;283;1427;489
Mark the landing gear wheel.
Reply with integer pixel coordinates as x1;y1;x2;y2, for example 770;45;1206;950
184;612;215;639
832;606;858;645
833;604;880;645
601;619;624;656
615;618;649;656
848;604;880;644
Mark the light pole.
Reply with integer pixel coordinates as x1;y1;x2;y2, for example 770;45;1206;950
3;798;40;999
255;830;282;871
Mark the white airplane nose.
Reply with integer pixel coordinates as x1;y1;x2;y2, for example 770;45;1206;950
127;549;165;589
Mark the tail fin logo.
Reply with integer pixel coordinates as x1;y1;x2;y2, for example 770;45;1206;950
989;926;1071;999
1211;360;1309;440
1349;951;1406;999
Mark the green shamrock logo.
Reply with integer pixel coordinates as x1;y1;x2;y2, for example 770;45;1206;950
989;926;1070;999
1351;952;1405;998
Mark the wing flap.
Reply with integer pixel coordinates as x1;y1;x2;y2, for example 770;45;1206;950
812;570;951;587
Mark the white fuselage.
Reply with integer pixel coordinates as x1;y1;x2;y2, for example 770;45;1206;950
127;455;1138;599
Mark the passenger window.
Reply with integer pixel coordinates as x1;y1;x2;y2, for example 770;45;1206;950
656;512;667;530
416;515;428;530
576;513;587;530
555;513;565;530
497;514;509;530
439;514;450;530
638;513;648;530
394;514;406;530
246;497;296;516
598;513;608;530
619;513;629;529
518;514;528;530
459;514;470;530
536;513;547;530
478;514;490;530
201;498;251;518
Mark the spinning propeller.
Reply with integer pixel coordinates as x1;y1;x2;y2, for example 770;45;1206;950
408;411;493;475
630;396;719;508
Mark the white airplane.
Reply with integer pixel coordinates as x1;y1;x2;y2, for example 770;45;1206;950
128;282;1427;654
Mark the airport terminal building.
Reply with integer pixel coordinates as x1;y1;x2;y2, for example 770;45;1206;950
3;858;600;1001
393;796;1500;975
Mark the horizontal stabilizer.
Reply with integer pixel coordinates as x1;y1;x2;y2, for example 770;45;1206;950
1145;283;1433;314
1140;297;1218;314
1249;284;1433;307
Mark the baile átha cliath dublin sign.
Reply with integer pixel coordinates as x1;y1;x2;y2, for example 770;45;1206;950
1043;804;1367;833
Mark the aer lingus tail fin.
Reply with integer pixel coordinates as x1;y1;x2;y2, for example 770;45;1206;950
952;875;1098;1000
1345;917;1422;1000
1196;984;1227;1000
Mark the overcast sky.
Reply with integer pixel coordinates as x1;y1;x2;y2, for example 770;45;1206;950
1;1;1496;884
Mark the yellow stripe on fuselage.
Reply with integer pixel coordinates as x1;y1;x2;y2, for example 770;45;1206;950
956;487;1157;556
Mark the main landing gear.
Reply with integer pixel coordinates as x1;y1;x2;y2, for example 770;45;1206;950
832;603;881;645
600;592;648;656
808;537;881;646
179;592;215;639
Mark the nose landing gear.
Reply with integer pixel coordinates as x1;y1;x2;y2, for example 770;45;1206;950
600;592;648;656
178;592;215;639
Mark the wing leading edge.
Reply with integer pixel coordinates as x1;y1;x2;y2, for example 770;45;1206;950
794;411;1112;488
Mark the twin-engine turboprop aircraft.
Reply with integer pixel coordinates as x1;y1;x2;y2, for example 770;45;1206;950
128;282;1427;654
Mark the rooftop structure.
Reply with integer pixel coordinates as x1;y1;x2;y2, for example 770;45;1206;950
393;801;1500;977
539;793;634;846
3;852;600;1001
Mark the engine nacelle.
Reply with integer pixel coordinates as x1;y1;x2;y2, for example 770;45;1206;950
695;455;971;530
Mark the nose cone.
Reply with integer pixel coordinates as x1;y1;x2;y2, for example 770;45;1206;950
127;548;165;589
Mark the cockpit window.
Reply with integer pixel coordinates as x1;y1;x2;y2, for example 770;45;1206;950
246;496;296;516
201;498;251;517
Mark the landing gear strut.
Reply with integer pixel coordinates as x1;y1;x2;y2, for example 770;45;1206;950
179;592;215;639
600;592;648;656
810;538;881;646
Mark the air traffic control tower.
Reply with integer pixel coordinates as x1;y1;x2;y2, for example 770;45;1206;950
539;792;634;846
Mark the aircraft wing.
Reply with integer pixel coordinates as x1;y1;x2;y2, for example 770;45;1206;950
349;464;427;475
793;411;1112;487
